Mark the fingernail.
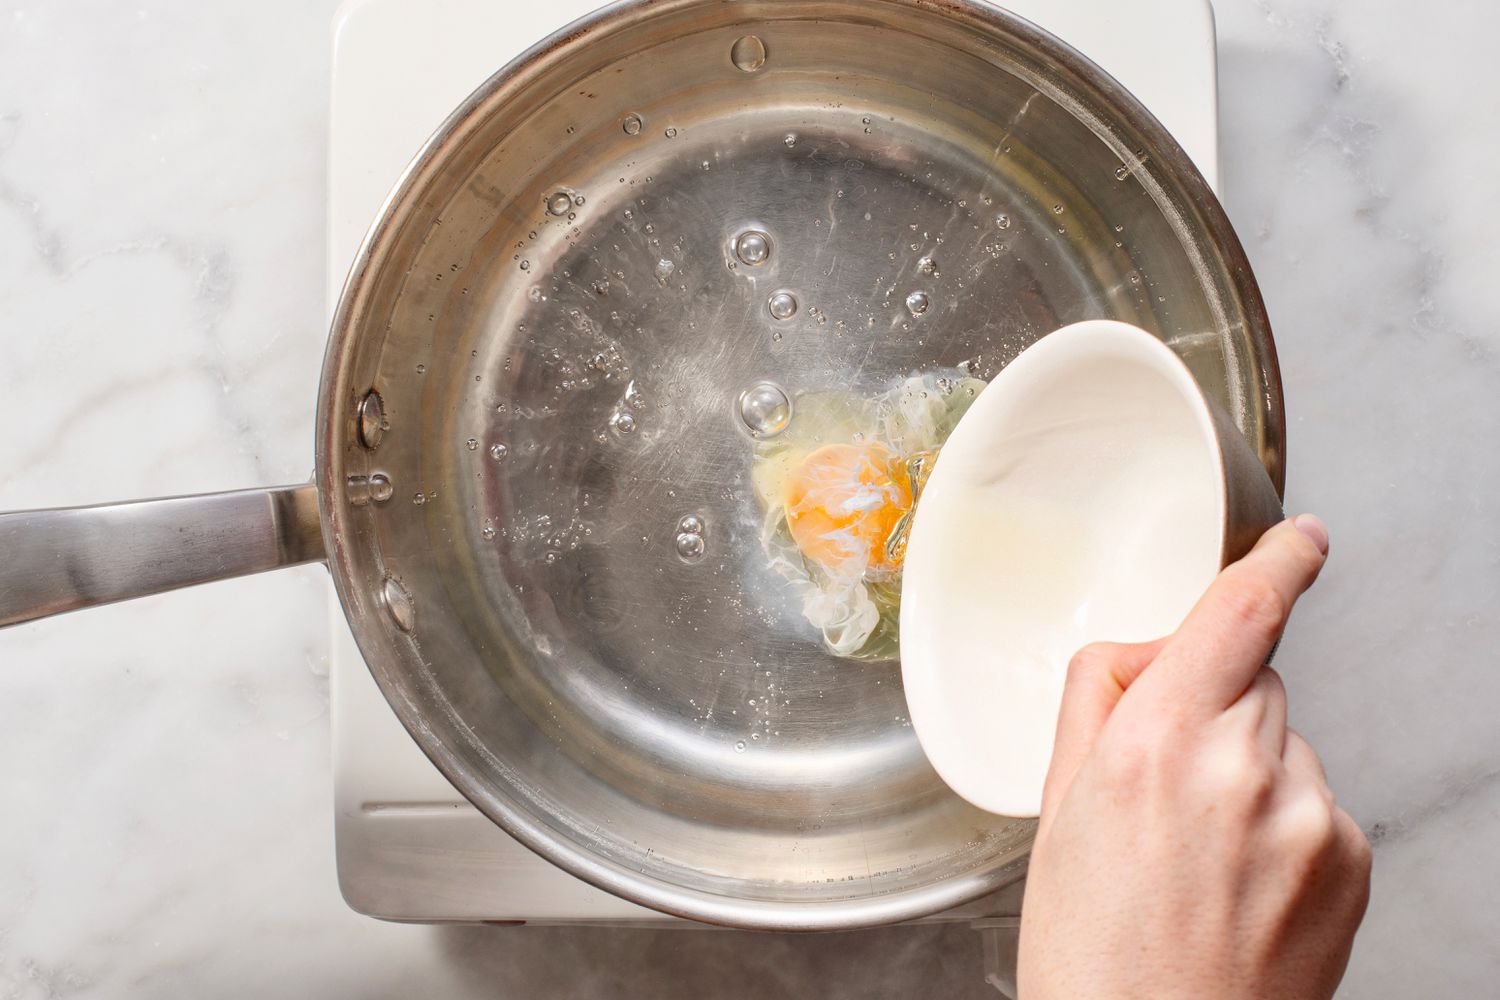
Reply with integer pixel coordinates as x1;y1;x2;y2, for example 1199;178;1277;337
1292;514;1329;555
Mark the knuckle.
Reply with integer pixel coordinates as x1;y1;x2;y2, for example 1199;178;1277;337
1198;742;1275;810
1341;811;1374;873
1066;643;1114;681
1221;576;1289;643
1259;666;1287;700
1281;791;1340;854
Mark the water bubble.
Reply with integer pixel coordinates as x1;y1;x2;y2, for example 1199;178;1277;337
412;492;426;505
664;127;678;139
862;116;872;125
1115;164;1131;181
734;229;771;266
995;213;1012;230
519;260;531;271
357;389;386;450
546;191;573;216
750;732;760;741
466;437;479;451
481;520;497;541
734;740;747;753
623;380;647;409
527;286;544;303
346;475;373;506
591;279;610;296
905;290;931;316
730;34;767;72
676;532;707;561
612;411;638;435
767;290;798;321
622;112;644;136
1053;204;1065;215
366;473;393;503
678;514;706;535
489;442;509;461
784;133;797;147
383;577;415;632
739;381;792;438
917;255;938;275
654;258;676;284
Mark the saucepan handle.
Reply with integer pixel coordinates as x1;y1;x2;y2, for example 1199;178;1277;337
0;484;323;629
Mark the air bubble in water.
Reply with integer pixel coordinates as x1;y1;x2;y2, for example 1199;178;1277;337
784;133;797;147
905;290;931;316
767;291;798;321
739;381;792;438
734;740;747;753
734;230;771;266
730;34;767;72
917;255;938;275
676;532;706;561
654;258;676;284
995;213;1012;230
346;476;373;506
383;577;415;632
622;113;644;136
466;438;479;451
368;473;393;503
612;411;638;435
664;127;678;139
623;380;647;409
678;514;705;535
546;191;573;216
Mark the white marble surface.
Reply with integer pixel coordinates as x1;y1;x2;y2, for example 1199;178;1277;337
0;1;1494;996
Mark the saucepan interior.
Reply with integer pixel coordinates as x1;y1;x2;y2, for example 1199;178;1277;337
319;0;1281;928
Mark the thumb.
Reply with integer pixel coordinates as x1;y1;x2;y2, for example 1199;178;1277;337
1040;638;1166;821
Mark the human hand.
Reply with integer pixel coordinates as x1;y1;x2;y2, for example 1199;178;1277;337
1017;517;1371;1000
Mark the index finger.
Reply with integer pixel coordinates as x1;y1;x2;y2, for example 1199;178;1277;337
1132;516;1329;712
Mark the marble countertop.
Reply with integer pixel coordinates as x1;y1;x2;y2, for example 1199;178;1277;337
1;1;1494;996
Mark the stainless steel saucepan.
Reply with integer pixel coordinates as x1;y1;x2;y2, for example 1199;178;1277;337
0;0;1284;928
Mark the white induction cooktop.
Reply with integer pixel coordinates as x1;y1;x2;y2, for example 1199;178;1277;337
327;0;1221;925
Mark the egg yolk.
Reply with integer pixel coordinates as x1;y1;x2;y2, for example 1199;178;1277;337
783;443;912;578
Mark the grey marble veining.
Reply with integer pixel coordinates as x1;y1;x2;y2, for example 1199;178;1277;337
0;1;1494;996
